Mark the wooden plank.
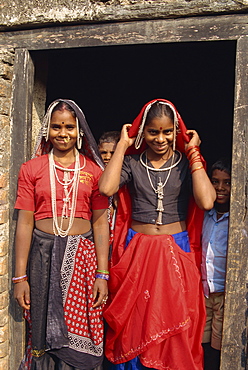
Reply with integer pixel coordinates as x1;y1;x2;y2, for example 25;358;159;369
220;35;248;369
9;48;34;370
0;14;248;51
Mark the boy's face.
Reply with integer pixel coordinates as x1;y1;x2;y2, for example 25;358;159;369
98;142;117;166
211;169;231;205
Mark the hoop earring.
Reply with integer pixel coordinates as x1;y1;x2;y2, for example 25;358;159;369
77;130;84;149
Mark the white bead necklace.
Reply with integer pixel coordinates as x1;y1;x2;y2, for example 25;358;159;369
49;149;85;237
140;150;182;225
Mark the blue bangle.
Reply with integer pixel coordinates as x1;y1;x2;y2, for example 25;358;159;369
95;273;110;281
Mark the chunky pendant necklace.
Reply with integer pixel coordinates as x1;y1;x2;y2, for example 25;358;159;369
141;150;182;225
49;149;85;237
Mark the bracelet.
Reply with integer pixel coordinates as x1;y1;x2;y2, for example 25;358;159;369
12;276;28;284
187;147;200;156
186;148;201;161
191;165;204;174
96;269;109;274
185;145;200;155
95;273;110;281
12;274;27;281
189;155;202;167
187;149;200;159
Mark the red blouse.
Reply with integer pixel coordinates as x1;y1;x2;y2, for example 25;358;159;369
15;154;108;221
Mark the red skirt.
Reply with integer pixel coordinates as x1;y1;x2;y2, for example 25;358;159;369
104;233;205;370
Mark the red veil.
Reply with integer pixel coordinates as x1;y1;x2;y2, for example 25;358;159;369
111;98;205;269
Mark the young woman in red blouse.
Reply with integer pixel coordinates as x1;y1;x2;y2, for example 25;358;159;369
14;99;110;370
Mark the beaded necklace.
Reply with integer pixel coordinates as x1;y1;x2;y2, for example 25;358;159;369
49;149;86;237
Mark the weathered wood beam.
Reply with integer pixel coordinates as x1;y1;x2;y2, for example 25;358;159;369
9;48;34;370
221;35;248;370
0;14;248;51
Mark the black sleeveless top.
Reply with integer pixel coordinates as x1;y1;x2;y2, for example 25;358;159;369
119;151;192;225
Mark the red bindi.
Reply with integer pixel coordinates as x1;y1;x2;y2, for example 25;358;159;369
160;127;162;130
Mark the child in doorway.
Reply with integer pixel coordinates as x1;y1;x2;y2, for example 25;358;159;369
98;131;120;166
201;157;231;370
98;131;120;256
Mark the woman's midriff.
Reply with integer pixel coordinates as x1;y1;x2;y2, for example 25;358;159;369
131;220;186;235
35;217;91;235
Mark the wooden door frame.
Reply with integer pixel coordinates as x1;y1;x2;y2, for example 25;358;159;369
2;13;248;369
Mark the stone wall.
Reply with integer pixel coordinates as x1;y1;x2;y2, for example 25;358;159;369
0;0;248;29
0;49;14;370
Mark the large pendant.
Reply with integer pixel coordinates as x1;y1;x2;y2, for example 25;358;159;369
156;177;164;225
62;173;71;219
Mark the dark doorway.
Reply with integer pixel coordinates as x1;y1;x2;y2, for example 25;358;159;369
45;40;236;166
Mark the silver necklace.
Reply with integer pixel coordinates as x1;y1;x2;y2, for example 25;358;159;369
49;149;85;237
216;210;228;215
142;151;182;225
139;150;182;171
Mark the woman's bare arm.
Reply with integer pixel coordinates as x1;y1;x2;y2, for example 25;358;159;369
92;208;110;308
185;130;216;210
14;209;34;310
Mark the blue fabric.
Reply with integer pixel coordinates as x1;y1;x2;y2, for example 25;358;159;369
125;228;190;253
107;356;151;370
172;229;191;252
201;208;229;297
